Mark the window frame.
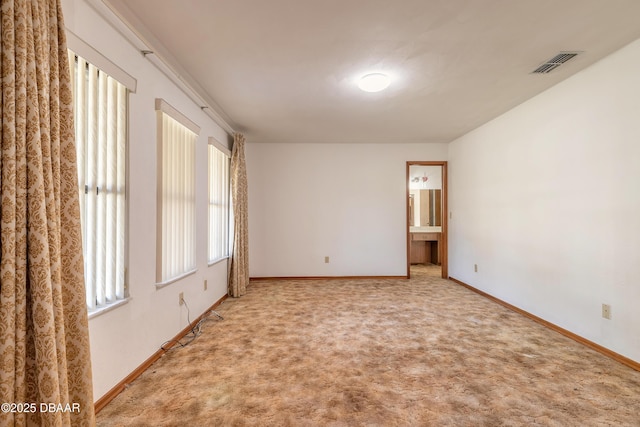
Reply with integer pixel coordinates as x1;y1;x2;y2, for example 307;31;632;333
207;137;231;265
155;99;200;287
66;34;135;317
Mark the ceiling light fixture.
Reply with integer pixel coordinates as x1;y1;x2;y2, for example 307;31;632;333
358;73;391;92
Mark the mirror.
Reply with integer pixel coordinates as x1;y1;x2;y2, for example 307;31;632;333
409;189;441;227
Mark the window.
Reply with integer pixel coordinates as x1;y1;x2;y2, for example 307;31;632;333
68;49;127;312
208;139;231;263
156;99;199;285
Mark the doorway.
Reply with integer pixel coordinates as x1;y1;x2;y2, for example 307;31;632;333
406;161;448;279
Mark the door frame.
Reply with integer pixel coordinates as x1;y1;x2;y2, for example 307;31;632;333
406;161;448;279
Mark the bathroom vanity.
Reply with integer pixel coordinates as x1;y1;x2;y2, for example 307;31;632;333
410;226;441;265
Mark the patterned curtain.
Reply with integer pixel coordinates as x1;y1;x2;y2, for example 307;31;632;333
228;133;249;297
0;0;95;425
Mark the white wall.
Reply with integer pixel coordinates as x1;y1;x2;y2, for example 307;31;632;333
61;1;640;402
409;165;442;190
247;143;448;277
62;0;231;399
448;38;640;362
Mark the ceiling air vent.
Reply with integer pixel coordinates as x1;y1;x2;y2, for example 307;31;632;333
531;52;581;74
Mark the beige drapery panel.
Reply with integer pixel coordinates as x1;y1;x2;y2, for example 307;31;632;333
228;133;248;297
0;0;95;426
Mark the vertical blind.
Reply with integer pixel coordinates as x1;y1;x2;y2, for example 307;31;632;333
158;111;197;283
208;143;230;263
68;50;127;311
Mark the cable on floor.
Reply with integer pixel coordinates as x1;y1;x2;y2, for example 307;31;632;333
159;298;224;352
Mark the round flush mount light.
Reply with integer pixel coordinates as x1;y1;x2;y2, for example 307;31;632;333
358;73;391;92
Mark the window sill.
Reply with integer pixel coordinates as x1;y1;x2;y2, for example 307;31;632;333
155;268;198;290
208;256;230;267
88;298;130;320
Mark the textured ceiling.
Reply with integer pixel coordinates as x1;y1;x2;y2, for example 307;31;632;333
104;0;640;143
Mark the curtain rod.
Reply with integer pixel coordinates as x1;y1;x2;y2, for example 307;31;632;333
84;0;236;136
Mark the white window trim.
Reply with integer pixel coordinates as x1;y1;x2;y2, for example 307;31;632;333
207;137;231;264
155;99;201;134
208;257;229;268
155;268;198;290
69;46;130;314
155;99;200;285
88;297;131;320
209;136;231;157
66;29;137;93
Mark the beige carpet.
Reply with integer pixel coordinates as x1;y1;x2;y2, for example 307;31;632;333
97;265;640;426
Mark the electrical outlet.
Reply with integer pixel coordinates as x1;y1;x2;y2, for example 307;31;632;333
474;264;478;273
602;303;611;319
179;292;184;306
324;256;330;263
204;279;208;291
